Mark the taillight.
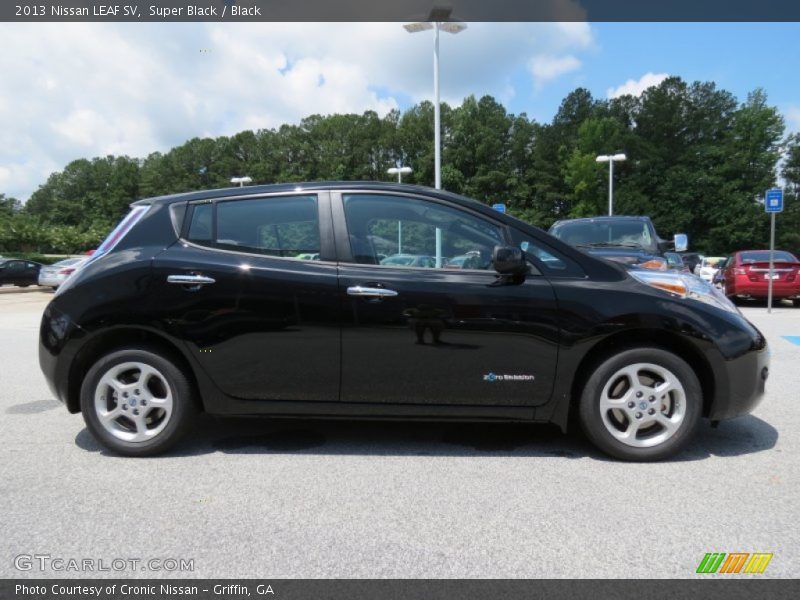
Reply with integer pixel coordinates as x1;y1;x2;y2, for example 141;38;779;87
787;268;798;282
58;267;75;276
734;267;746;276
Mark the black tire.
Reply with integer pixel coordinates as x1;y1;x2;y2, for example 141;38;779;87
793;299;800;308
80;347;197;456
578;347;702;461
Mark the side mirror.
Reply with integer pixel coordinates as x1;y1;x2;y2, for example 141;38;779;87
673;233;688;253
493;245;528;276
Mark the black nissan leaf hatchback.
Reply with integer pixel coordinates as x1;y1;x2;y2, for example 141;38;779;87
39;183;769;460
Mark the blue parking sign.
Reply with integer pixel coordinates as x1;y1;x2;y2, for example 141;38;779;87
765;188;783;213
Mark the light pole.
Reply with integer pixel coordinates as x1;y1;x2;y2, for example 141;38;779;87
404;15;466;190
230;176;252;187
405;12;465;267
387;166;413;253
387;166;412;183
595;153;626;216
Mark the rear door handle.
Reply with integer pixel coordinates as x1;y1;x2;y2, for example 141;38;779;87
167;274;216;287
347;286;398;298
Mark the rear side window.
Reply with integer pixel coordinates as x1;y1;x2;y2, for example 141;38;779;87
187;195;320;258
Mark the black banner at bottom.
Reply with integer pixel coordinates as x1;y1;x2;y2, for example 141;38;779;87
3;579;799;600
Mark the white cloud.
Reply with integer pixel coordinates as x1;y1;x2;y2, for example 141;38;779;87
607;72;670;99
0;22;595;200
529;55;581;90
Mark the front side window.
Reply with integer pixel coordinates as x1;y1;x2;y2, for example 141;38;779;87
342;194;503;270
187;195;320;258
509;228;584;277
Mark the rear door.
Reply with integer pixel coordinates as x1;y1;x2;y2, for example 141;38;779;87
333;191;560;407
150;191;341;403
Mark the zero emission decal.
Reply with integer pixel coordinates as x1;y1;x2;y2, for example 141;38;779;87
696;552;773;574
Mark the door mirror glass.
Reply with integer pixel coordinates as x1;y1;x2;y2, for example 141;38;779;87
493;245;527;275
674;233;688;253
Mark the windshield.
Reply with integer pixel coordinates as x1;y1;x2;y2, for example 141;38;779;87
551;220;654;250
702;257;726;267
740;251;797;263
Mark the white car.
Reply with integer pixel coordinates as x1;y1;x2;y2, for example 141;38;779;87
694;256;726;283
38;257;89;289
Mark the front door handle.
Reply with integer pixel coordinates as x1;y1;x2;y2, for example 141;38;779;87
167;274;216;287
347;286;398;298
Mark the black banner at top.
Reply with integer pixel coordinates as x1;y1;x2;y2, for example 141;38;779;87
2;0;800;22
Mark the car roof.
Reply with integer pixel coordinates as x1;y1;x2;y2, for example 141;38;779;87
132;181;532;232
134;181;488;210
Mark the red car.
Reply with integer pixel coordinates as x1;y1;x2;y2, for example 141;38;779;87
721;250;800;306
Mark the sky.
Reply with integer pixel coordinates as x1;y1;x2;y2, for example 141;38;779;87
1;22;799;201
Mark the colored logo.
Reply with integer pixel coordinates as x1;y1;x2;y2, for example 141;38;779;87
696;553;772;574
483;373;535;382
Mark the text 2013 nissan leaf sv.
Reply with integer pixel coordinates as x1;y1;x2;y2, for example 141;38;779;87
39;183;769;460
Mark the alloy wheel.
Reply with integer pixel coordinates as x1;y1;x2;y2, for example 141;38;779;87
93;361;174;443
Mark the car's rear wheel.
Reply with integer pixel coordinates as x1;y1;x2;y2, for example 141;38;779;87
80;348;197;456
579;347;702;461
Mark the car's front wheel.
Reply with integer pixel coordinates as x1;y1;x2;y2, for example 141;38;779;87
80;347;197;456
579;347;702;461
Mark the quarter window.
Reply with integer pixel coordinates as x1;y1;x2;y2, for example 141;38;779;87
342;194;504;270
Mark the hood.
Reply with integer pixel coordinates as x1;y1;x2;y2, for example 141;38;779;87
580;246;661;266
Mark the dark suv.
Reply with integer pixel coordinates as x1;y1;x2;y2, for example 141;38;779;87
40;183;768;460
549;216;687;270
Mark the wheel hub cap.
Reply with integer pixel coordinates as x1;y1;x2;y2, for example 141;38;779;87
93;361;173;444
598;362;687;449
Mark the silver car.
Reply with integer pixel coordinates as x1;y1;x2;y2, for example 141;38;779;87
38;257;89;289
694;256;726;283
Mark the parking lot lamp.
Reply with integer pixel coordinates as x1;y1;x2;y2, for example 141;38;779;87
405;13;466;267
595;153;627;215
230;176;252;187
404;14;466;191
387;166;413;183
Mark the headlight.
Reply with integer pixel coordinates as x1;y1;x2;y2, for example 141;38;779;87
630;269;740;314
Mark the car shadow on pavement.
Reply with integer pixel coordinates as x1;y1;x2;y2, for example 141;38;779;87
73;413;778;462
678;415;779;460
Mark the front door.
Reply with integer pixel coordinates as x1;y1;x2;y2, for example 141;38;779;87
335;192;559;407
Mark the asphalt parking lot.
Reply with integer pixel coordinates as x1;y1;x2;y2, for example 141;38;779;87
1;289;798;579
